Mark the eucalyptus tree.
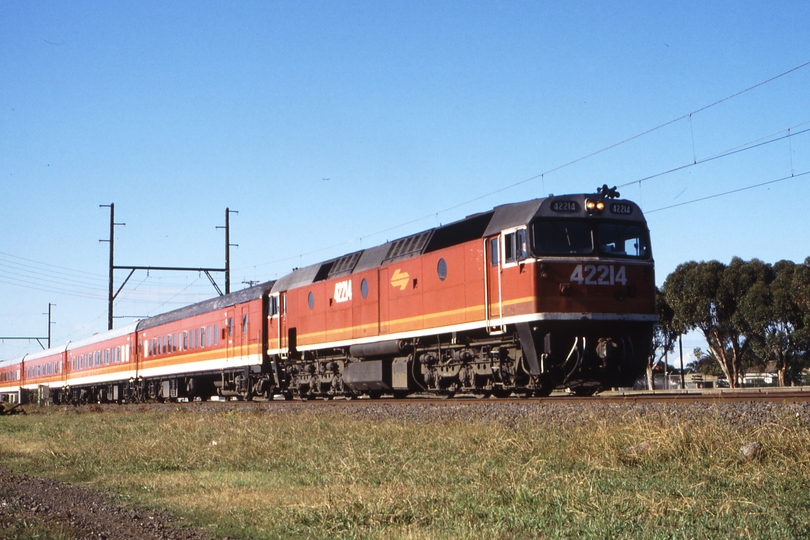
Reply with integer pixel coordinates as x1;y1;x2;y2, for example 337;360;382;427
740;260;806;386
663;258;762;388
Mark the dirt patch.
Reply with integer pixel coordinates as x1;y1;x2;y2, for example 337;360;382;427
0;468;213;540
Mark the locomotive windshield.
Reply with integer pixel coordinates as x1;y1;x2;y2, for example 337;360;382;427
596;222;649;258
532;221;593;255
531;219;650;259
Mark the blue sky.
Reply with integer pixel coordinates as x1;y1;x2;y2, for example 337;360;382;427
2;1;809;361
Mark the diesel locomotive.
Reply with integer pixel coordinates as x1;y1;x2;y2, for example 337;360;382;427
0;187;656;404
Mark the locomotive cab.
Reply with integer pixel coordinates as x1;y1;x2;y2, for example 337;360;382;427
506;190;656;394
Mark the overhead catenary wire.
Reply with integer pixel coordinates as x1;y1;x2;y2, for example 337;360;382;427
618;124;810;189
646;170;810;213
237;60;810;277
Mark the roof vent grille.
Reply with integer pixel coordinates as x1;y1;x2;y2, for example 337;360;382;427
383;231;432;263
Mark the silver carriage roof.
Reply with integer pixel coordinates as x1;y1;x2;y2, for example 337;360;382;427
66;320;141;352
270;192;646;294
0;355;25;367
18;343;69;361
136;281;276;332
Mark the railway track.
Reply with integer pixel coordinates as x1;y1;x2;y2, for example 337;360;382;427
302;386;810;405
178;386;810;406
27;386;810;413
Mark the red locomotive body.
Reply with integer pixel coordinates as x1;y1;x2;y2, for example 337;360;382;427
267;191;656;398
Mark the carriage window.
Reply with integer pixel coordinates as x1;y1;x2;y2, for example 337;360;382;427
213;325;219;345
208;326;213;346
532;220;593;255
596;223;650;259
269;296;279;316
490;238;499;266
200;327;206;348
242;315;249;334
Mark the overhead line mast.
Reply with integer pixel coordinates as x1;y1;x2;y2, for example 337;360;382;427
100;204;235;331
0;303;54;351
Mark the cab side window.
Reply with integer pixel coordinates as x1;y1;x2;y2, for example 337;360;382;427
504;228;528;264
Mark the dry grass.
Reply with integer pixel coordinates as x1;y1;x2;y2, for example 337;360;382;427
1;403;809;539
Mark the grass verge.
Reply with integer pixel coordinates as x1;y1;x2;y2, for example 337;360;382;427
1;402;809;539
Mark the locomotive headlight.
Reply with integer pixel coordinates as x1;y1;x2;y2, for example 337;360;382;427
585;199;605;213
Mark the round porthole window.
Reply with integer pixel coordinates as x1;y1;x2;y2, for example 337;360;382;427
437;258;447;281
361;278;369;298
308;291;314;310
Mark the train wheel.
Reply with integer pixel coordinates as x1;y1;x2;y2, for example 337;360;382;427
534;375;554;397
534;386;553;398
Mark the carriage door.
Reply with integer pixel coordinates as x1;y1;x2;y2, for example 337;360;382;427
484;236;504;333
225;315;235;363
